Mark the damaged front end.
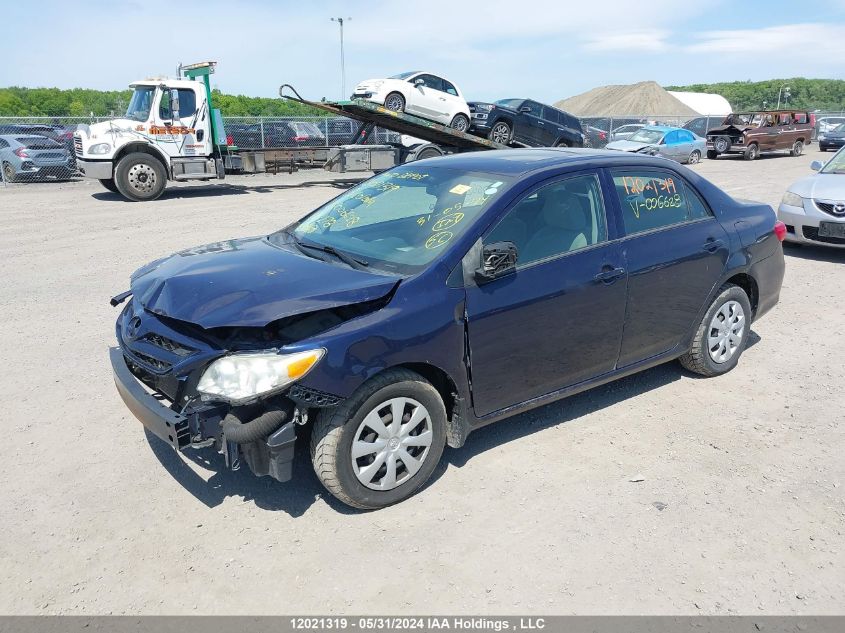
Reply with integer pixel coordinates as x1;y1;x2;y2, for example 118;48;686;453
110;286;392;483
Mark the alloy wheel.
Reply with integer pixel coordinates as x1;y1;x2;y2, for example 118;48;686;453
491;123;510;144
708;300;745;364
351;397;433;491
385;94;404;112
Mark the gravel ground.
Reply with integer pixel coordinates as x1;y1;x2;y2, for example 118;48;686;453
0;147;843;615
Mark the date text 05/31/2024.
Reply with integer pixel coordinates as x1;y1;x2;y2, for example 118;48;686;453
289;617;547;630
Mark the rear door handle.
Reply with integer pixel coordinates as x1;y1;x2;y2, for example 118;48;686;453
702;238;725;252
594;267;625;283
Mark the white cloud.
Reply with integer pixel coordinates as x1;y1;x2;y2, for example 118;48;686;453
686;23;842;55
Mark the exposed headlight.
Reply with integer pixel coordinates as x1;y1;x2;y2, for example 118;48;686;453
781;191;804;208
89;142;111;154
197;348;325;403
475;104;493;112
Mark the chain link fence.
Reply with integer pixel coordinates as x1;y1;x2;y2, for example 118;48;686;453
2;110;844;187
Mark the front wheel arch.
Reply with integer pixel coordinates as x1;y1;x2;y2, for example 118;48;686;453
112;143;170;178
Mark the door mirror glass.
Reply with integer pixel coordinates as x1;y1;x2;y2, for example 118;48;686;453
475;241;517;284
810;160;824;171
169;88;180;121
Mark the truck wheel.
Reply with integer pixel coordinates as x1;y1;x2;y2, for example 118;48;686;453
2;162;17;183
99;178;120;193
450;114;470;132
706;149;718;160
488;121;512;144
713;136;731;153
743;143;759;161
679;284;752;377
384;92;405;113
310;368;447;510
114;152;166;201
790;140;804;156
411;146;443;161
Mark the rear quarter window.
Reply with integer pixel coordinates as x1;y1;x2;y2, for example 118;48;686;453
611;170;713;235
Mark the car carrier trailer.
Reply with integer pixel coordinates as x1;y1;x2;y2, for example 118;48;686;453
73;62;509;201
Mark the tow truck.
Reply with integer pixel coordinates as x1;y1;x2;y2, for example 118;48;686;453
74;62;508;201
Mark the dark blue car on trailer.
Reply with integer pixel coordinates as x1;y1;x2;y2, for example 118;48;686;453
111;148;785;509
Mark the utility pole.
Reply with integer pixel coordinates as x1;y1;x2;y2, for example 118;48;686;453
331;17;351;99
776;84;790;109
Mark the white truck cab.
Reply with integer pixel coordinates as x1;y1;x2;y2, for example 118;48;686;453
75;61;226;201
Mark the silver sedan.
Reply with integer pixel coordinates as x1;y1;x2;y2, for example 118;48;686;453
777;147;845;249
605;126;706;164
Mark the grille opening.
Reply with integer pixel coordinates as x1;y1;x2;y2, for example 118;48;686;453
803;226;845;245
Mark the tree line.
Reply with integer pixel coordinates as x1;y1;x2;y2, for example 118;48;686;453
0;86;323;117
664;78;845;111
2;78;845;118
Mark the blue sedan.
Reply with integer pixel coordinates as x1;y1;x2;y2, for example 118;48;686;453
110;149;785;509
606;125;707;164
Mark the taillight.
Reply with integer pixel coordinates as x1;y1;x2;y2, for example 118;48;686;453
600;131;607;140
293;136;307;142
226;134;233;146
774;220;787;242
13;147;29;158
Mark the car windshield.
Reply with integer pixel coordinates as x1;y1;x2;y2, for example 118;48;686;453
273;165;512;273
495;99;524;109
832;124;845;133
389;71;419;80
628;129;664;143
820;149;845;174
125;86;155;121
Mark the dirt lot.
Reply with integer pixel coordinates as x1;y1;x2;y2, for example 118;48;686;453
1;147;843;616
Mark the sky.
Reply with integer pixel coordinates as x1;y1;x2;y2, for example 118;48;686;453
2;0;844;103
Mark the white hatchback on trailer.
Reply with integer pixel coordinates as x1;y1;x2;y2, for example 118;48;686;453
352;71;471;132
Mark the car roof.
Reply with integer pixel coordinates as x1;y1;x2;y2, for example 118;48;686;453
412;147;675;176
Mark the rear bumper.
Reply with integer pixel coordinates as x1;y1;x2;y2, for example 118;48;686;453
749;248;785;322
76;158;113;180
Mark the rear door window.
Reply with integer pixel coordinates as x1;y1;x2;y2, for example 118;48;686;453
610;169;712;236
442;80;459;97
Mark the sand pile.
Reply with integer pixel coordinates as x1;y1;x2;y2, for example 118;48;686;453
555;81;700;117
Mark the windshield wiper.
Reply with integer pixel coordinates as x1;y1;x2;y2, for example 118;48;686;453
299;242;369;269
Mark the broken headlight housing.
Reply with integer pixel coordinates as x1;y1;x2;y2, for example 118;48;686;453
197;348;325;404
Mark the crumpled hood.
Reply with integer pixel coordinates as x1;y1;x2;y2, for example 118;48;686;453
605;139;653;152
786;173;845;200
130;236;399;329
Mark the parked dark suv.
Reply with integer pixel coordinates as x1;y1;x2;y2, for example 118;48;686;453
468;99;584;147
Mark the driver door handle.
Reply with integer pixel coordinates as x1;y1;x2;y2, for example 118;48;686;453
594;266;625;283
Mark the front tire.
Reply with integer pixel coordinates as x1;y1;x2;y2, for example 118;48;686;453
99;178;120;193
450;114;470;133
310;369;447;510
743;143;759;161
488;121;512;144
679;284;752;377
114;152;166;201
384;92;405;113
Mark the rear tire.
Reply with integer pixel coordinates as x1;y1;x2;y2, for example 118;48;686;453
743;143;759;161
2;162;18;183
790;140;804;156
99;178;120;193
687;150;701;164
310;368;447;510
114;152;166;201
384;92;405;113
679;284;752;377
450;114;470;133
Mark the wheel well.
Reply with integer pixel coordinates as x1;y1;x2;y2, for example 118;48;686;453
725;273;759;316
396;362;459;419
114;143;169;174
492;116;513;128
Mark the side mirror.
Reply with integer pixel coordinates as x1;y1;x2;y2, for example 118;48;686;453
475;241;517;284
414;78;425;86
810;160;824;171
169;88;180;121
519;106;531;113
